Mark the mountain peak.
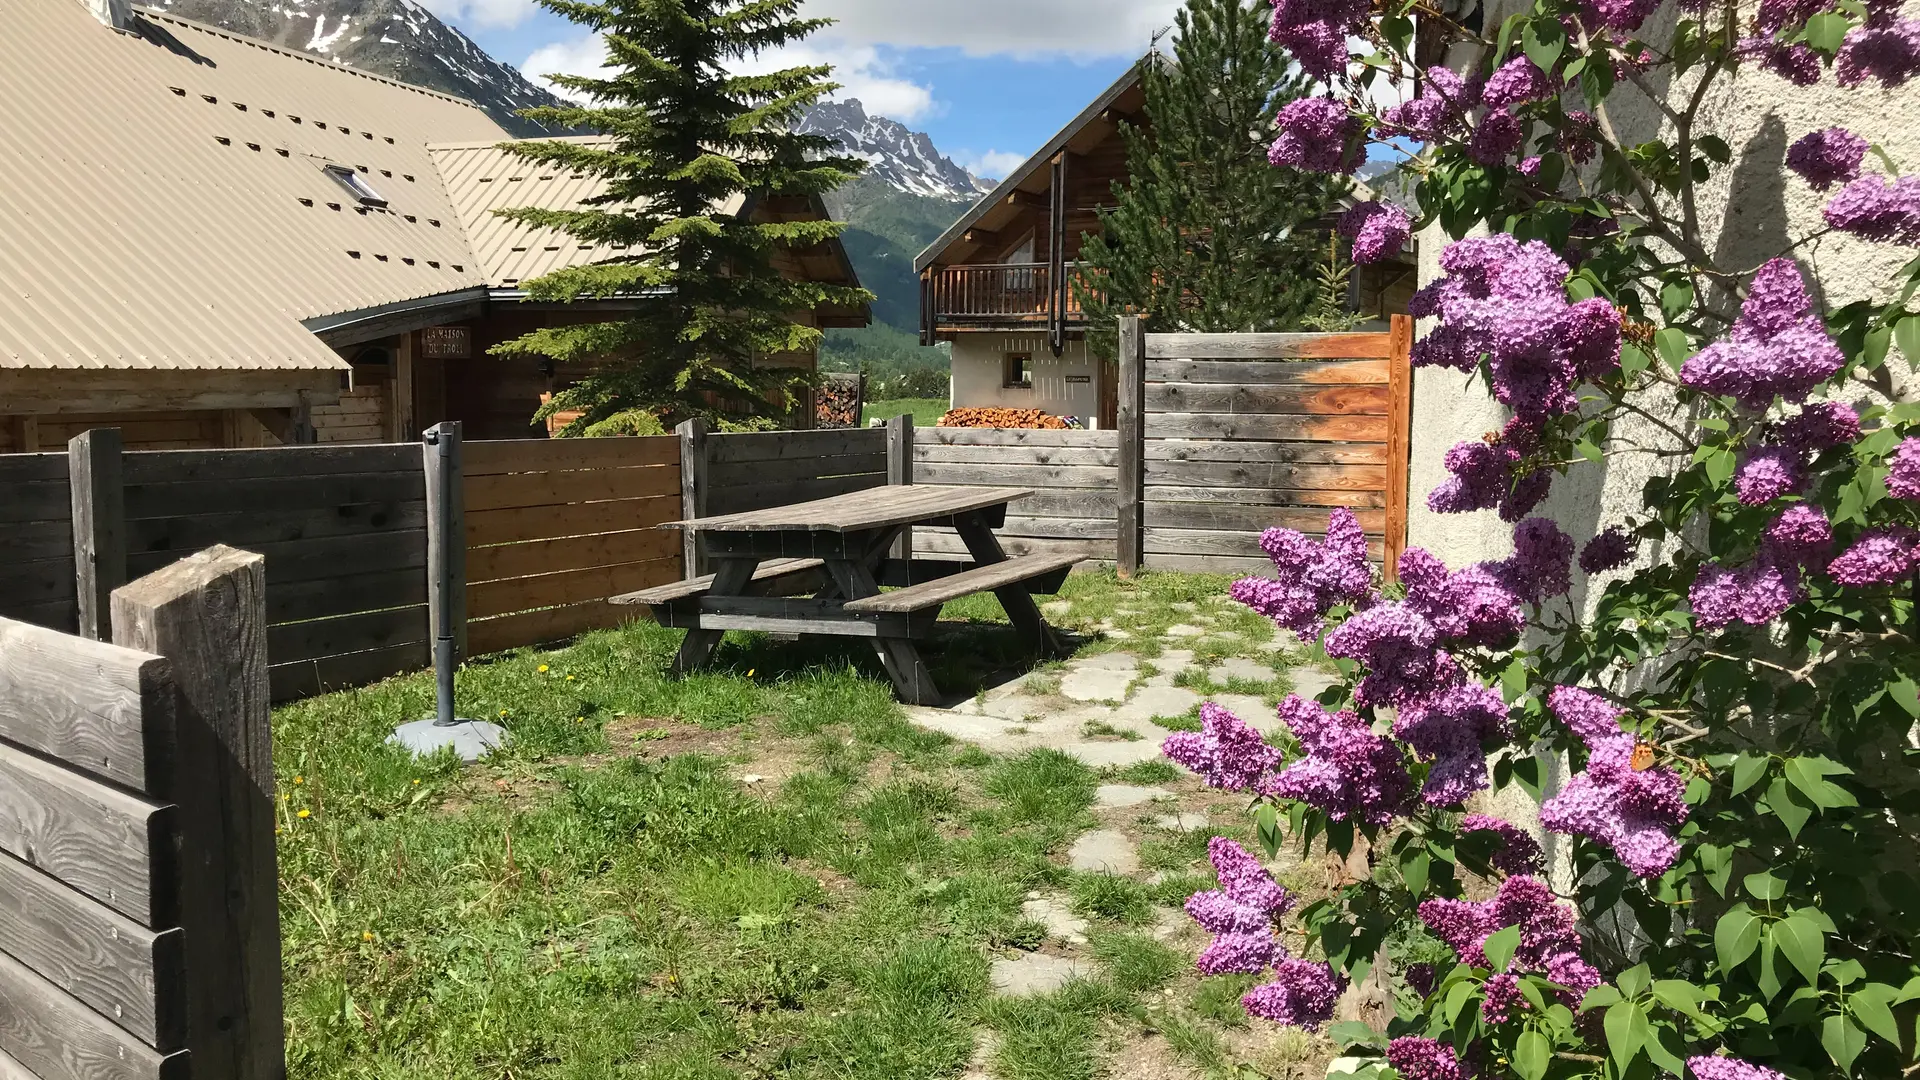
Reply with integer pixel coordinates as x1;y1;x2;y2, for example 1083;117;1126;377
799;99;992;202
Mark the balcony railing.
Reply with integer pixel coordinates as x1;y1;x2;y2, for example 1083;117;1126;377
925;262;1093;327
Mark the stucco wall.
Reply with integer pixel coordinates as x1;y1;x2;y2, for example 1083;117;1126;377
949;333;1103;426
1408;0;1920;577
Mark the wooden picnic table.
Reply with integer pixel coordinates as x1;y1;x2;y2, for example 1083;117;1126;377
610;484;1080;704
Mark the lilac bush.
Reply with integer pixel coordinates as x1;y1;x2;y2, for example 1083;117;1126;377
1155;1;1920;1077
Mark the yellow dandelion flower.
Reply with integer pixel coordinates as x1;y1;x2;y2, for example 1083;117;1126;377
362;931;375;942
297;809;311;819
538;664;550;673
275;826;284;835
412;779;421;786
566;674;575;681
294;775;304;785
499;709;509;717
746;669;756;677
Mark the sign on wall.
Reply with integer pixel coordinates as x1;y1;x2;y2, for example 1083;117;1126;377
420;326;472;359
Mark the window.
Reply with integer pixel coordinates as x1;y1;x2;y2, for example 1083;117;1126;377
1003;353;1033;389
323;163;386;207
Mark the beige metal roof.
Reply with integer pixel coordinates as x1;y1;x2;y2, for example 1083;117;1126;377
428;138;748;287
0;1;506;371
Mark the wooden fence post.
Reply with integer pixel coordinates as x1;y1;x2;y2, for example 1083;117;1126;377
886;414;914;562
678;418;710;577
70;428;127;641
112;544;284;1080
424;422;467;666
1116;316;1146;578
1383;314;1415;581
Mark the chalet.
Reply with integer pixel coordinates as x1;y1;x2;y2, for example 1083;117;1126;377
915;61;1413;428
0;0;867;452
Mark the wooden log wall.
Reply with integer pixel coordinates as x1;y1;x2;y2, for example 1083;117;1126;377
703;427;890;517
463;436;682;656
1139;318;1414;576
910;427;1120;560
0;454;76;633
117;444;432;702
0;618;194;1079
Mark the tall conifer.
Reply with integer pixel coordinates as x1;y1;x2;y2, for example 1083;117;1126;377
1077;0;1347;354
497;0;872;432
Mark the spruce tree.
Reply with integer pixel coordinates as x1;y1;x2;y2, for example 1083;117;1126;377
497;0;872;433
1076;0;1347;355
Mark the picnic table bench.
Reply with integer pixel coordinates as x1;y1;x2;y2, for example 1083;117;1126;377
611;485;1078;704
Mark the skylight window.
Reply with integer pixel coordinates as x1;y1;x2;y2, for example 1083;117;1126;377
323;163;386;207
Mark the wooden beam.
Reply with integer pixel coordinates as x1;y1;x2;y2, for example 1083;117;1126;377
391;331;416;443
1383;314;1414;580
1116;315;1145;579
963;227;999;246
69;429;127;642
0;371;342;417
6;416;38;453
1005;190;1048;209
1100;107;1141;126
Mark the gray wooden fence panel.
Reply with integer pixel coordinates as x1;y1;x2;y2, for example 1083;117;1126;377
701;428;890;519
0;455;76;634
909;428;1119;562
0;738;173;927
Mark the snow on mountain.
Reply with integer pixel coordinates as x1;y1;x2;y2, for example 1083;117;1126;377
148;0;568;137
799;99;994;201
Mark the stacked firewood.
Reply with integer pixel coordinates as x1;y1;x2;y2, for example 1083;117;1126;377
815;373;866;429
937;407;1070;429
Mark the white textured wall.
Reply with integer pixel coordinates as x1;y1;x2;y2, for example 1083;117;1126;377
949;333;1103;426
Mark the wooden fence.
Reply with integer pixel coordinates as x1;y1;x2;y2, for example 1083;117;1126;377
463;436;682;657
910;427;1119;559
0;453;75;633
0;545;282;1079
1119;315;1414;576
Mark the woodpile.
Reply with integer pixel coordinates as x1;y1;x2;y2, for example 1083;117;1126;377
816;372;866;429
937;407;1070;429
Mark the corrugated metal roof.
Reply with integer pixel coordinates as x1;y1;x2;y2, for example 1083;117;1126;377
428;137;747;287
0;1;506;371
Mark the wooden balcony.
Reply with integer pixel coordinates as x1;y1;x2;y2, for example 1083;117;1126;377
922;263;1094;335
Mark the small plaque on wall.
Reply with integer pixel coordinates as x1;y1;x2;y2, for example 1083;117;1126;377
420;326;472;359
1065;375;1092;384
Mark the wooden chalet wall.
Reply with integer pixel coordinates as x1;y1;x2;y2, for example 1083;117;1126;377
910;428;1119;559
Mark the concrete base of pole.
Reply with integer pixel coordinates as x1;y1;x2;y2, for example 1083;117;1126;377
388;718;507;763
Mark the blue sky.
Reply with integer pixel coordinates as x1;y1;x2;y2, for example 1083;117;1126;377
424;0;1188;180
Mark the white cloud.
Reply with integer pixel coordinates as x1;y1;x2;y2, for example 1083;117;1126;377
962;150;1029;181
414;0;539;31
522;30;937;122
798;0;1183;59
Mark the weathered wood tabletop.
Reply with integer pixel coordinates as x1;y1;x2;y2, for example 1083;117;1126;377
620;485;1073;704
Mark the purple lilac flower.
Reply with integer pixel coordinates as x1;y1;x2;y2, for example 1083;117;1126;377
1427;438;1519;514
1404;963;1438;998
1460;813;1545;874
1686;1057;1790;1080
1482;972;1528;1022
1230;508;1376;638
1340;200;1411;264
1539;688;1690;877
1691;560;1802;628
1580;527;1636;574
1888;437;1920;499
1559;111;1598;163
1680;259;1845;407
1197;931;1280;974
1388;1037;1469;1080
1393;682;1511;806
1187;838;1295;974
1829;525;1920;584
1837;18;1920;87
1263;694;1413;824
1419;875;1594;988
1242;958;1343;1029
1399;548;1527;648
1583;0;1660;30
1518;155;1543;177
1735;446;1806;505
1469;107;1525;166
1763;505;1835;565
1561;297;1624;379
1482;57;1552;109
1162;702;1280;792
1824;175;1920;243
1500;517;1575;603
1379;67;1476;142
1774;401;1861;451
1757;0;1830;35
1323;602;1449;707
1741;37;1825;84
1547;951;1606;998
1271;97;1359;174
1787;127;1870;190
1268;0;1367;81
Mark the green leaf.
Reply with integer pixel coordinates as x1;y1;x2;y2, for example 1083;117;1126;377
1576;437;1604;464
1514;1030;1550;1080
1326;1021;1386;1049
1720;899;1758;968
1864;324;1893;369
1823;1012;1868;1072
1484;925;1523;973
1774;915;1826;986
1511;756;1544;802
1698;135;1732;163
1621;343;1652;378
1785;756;1857;810
1889;676;1920;718
1703;446;1736;488
1698;843;1733;896
1523;17;1566;72
1849;983;1903;1047
1896;314;1920;369
1604;1000;1650;1071
1731;754;1770;795
1501;657;1529;704
1743;871;1787;902
1766;777;1814;839
1256;803;1281;860
1618;963;1651;1000
1567;276;1596;301
1661;279;1695;322
1445;977;1475;1024
1653;980;1707;1020
1655;327;1692;369
1582;984;1623;1011
1402;848;1431;895
1806;11;1852;52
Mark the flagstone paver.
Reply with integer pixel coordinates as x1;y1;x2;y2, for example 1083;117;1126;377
1068;829;1140;873
991;953;1094;996
1096;783;1175;807
1021;893;1090;944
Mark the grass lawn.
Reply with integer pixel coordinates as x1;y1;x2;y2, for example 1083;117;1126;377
271;569;1337;1079
862;397;948;428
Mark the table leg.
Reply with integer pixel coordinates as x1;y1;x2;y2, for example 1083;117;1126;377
825;556;943;706
672;557;759;674
953;511;1065;659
